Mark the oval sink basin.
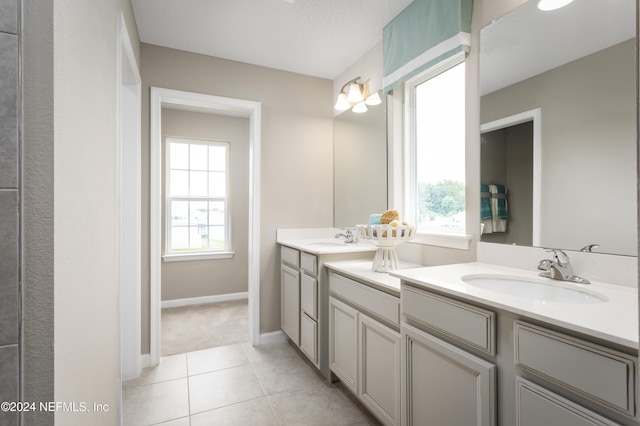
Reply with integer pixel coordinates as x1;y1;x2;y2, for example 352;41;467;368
306;242;348;247
461;274;608;304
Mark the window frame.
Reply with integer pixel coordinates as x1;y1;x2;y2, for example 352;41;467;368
402;52;472;250
163;137;234;262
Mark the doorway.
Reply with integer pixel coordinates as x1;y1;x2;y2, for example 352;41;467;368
480;108;542;246
149;88;261;366
160;109;250;356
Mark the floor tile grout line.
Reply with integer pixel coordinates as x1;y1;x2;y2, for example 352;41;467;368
188;395;268;419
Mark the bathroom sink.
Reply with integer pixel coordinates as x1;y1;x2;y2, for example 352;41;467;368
306;241;350;247
461;274;608;304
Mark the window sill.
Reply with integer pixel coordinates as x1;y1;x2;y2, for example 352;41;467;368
163;251;235;262
409;232;473;250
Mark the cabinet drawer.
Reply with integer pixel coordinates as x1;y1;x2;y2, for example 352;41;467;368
300;252;317;275
516;377;618;426
300;313;318;365
281;245;299;268
301;273;318;320
514;321;635;417
401;285;495;356
330;272;399;327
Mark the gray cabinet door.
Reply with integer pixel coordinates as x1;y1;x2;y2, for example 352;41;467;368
401;323;496;426
360;313;401;426
329;296;359;395
516;377;619;426
281;263;300;345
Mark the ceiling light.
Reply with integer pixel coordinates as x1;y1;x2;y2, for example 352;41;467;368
352;101;368;113
334;77;382;113
334;93;350;111
365;91;382;106
346;83;364;103
537;0;574;11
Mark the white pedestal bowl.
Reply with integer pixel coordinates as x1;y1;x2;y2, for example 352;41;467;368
356;224;416;272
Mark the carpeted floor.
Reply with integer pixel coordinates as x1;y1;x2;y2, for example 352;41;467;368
161;299;249;356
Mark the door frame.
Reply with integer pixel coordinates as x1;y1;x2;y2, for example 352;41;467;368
149;87;261;366
117;11;142;382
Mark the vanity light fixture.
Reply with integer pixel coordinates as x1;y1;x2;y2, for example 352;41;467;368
334;77;382;113
537;0;574;11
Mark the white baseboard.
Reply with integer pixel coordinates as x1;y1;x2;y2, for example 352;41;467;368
141;353;151;368
258;330;288;345
161;292;248;309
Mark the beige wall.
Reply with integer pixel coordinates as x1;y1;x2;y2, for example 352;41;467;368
161;109;250;300
141;43;334;352
51;0;140;424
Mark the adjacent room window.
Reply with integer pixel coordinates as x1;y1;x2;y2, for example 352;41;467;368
405;58;466;236
165;138;230;256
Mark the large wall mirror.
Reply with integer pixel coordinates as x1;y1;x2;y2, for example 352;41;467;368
479;0;637;256
334;92;388;227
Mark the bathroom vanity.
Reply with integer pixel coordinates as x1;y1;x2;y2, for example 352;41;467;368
392;262;638;426
278;230;638;426
277;229;376;381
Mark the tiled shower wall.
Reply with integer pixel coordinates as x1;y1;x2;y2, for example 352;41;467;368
0;0;20;425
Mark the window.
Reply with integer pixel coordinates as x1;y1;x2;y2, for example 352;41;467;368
404;56;469;247
165;138;231;259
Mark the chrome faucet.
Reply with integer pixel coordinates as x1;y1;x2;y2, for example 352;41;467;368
537;248;590;284
335;229;356;244
580;243;599;253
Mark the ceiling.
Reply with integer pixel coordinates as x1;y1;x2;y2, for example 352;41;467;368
131;0;413;80
480;0;635;95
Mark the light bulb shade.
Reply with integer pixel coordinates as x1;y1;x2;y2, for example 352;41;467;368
537;0;574;11
346;83;364;103
334;93;350;111
352;101;368;113
365;92;382;106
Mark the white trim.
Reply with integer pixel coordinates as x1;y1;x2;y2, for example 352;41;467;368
383;32;471;91
480;108;542;246
409;232;473;250
259;330;288;345
117;10;142;384
165;137;232;254
150;87;261;367
162;251;235;262
403;55;468;246
161;292;248;309
140;354;151;369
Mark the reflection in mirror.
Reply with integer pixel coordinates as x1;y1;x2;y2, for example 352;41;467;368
479;0;637;256
334;92;387;227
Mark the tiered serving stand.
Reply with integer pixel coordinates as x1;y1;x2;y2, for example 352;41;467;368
356;224;417;272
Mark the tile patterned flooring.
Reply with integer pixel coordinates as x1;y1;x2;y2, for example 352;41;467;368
122;341;381;425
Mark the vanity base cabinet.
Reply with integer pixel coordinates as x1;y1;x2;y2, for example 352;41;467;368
401;322;496;426
329;297;359;395
279;244;375;382
328;271;401;426
280;263;300;345
359;313;401;426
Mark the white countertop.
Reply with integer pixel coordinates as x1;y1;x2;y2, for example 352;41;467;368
390;262;638;350
324;260;420;297
278;238;379;255
277;227;380;256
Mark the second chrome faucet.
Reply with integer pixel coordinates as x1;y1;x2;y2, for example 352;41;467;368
537;248;590;284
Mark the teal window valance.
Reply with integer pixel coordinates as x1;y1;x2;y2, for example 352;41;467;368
383;0;473;93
